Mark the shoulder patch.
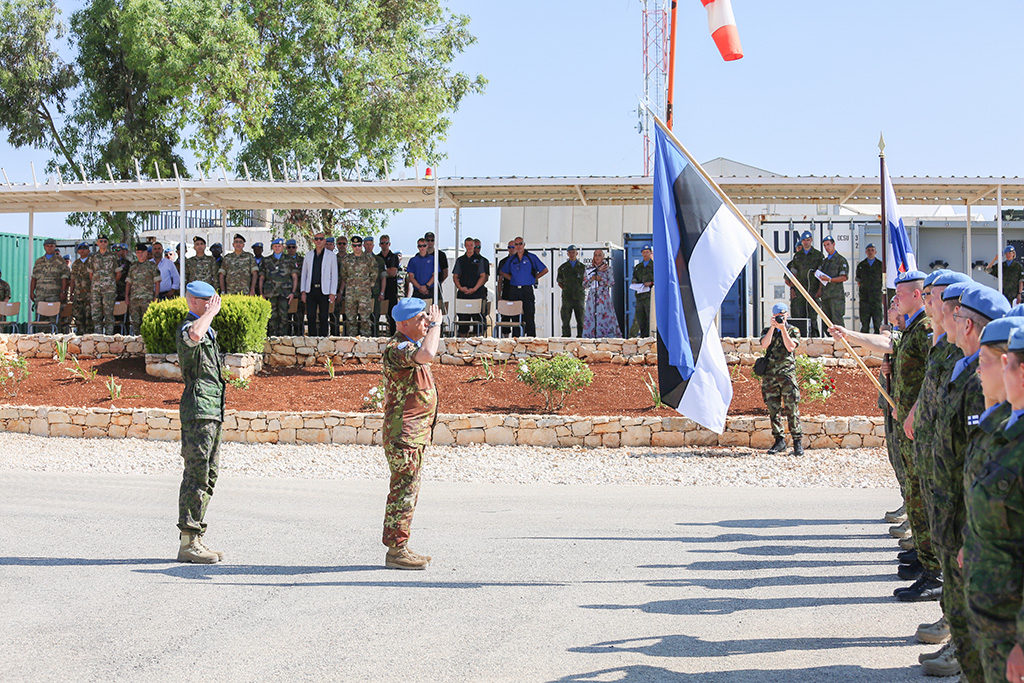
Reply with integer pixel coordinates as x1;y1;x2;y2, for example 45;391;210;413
967;414;981;426
397;341;420;350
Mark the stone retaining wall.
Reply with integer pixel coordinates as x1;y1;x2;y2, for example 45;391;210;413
0;332;883;368
0;404;886;450
145;353;264;381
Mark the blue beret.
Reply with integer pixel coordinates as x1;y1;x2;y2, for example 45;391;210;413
772;302;789;315
211;243;222;249
1006;245;1017;254
252;242;263;248
186;281;216;298
285;239;297;246
350;235;362;243
894;269;928;285
932;271;971;288
942;281;977;301
642;244;652;251
1009;327;1024;352
567;245;578;251
822;235;835;244
800;231;812;241
1007;304;1024;317
76;242;89;250
959;285;1011;321
392;297;426;322
981;317;1024;346
271;238;284;245
923;269;951;288
865;243;876;249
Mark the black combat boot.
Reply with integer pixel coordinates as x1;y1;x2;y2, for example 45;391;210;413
766;436;786;454
897;548;918;565
791;437;804;456
897;558;923;581
894;570;942;602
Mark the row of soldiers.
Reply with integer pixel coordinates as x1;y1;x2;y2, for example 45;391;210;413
830;264;1024;681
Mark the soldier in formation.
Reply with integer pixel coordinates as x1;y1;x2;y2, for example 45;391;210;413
284;238;302;334
381;298;441;570
987;244;1023;305
30;238;70;326
557;245;585;338
125;243;160;334
341;235;378;336
69;242;93;333
785;231;823;335
185;236;219;290
89;236;120;335
758;302;803;455
259;238;298;336
630;245;654;337
114;243;131;303
856;243;884;333
219;234;258;296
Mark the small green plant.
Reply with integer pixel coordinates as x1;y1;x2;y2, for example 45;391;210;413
796;355;837;404
516;354;594;412
105;375;122;400
65;356;97;382
221;368;251;389
470;356;495;383
362;379;385;411
53;339;69;364
324;357;336;380
644;372;665;409
0;354;30;398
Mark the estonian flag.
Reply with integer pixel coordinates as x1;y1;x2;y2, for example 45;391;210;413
653;125;757;433
882;161;917;288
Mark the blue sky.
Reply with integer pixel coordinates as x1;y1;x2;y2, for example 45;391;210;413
2;0;1021;252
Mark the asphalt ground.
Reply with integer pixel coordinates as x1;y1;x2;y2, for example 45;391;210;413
0;471;950;681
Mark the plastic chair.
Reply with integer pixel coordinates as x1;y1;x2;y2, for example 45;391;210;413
0;301;21;333
453;298;485;337
377;299;394;337
112;300;129;335
493;299;524;338
27;301;62;334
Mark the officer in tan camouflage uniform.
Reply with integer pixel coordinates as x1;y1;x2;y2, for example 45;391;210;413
125;243;160;334
381;298;442;569
30;237;70;326
88;236;120;335
69;241;93;333
185;236;219;290
218;233;258;295
259;238;298;336
341;235;378;336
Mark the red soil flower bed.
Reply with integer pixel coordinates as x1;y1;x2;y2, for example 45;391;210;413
5;357;884;418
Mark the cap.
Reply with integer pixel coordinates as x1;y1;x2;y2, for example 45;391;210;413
865;243;876;249
923;269;952;288
63;254;70;261
424;231;435;239
567;244;578;251
186;281;216;299
822;235;835;244
772;302;789;315
894;269;928;285
271;238;284;245
285;239;297;246
959;285;1011;321
193;235;206;244
233;233;245;243
252;242;263;249
932;271;972;288
350;235;362;244
941;281;977;301
392;297;426;322
97;235;109;241
135;242;149;252
325;237;335;244
980;317;1024;346
800;230;812;241
43;238;56;246
76;242;89;250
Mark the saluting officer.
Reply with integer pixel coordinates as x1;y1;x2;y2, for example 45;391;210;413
986;244;1023;305
556;245;586;338
758;302;803;455
786;230;823;335
856;243;884;333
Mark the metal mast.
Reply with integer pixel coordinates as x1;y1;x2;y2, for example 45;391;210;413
640;0;670;176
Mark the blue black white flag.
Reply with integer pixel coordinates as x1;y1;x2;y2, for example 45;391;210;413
883;161;917;288
653;124;757;433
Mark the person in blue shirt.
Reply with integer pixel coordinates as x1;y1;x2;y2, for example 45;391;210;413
406;238;442;302
499;236;548;337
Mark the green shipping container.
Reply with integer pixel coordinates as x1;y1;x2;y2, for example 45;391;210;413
0;231;54;328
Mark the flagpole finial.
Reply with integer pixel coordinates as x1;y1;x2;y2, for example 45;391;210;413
878;132;886;156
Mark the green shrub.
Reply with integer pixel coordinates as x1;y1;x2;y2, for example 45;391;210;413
752;353;837;405
140;295;271;354
516;354;594;413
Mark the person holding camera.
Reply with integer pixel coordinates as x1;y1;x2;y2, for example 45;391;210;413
758;302;803;455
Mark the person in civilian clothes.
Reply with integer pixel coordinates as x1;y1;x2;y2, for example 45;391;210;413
499;236;548;337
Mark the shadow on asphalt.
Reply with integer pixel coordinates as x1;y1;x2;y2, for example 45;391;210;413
523;532;884;543
0;557;173;566
638;573;895;590
642;559;885;571
549;664;912;682
567;633;912;656
580;595;894;616
675;518;882;528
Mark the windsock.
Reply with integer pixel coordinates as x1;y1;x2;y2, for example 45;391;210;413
700;0;743;61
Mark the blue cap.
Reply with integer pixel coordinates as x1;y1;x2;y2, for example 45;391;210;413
186;281;216;298
865;243;876;249
800;230;812;241
285;239;297;246
271;238;284;245
1006;245;1017;254
980;317;1024;346
822;234;835;244
894;269;928;285
641;244;652;251
567;245;578;251
959;285;1011;321
252;242;263;248
76;242;89;250
392;297;426;322
942;281;977;301
325;236;335;244
932;271;972;288
1008;327;1024;352
772;302;789;315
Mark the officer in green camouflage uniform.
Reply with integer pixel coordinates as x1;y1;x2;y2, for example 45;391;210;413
381;297;441;570
856;244;884;333
185;236;219;290
557;245;586;337
285;239;302;334
175;282;225;564
631;246;654;337
69;242;93;334
88;237;120;335
759;302;803;455
341;235;377;336
881;299;905;499
29;238;70;326
218;233;257;295
987;245;1023;305
259;238;298;336
815;235;848;329
786;230;824;336
125;243;160;334
114;244;130;302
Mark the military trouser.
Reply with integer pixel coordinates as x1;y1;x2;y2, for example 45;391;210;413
561;296;584;337
268;295;291;336
72;298;92;334
631;293;651;338
790;295;817;336
90;289;115;334
761;374;802;439
129;300;152;335
178;419;222;534
382;442;423;548
884;412;906;497
818;296;844;331
345;293;373;336
859;296;882;334
899;436;941;572
936;546;983;682
290;299;305;336
965;583;1020;683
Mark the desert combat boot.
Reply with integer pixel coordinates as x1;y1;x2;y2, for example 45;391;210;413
198;534;225;562
915;616;950;645
177;532;220;564
920;641;960;676
385;545;431;570
884;504;907;523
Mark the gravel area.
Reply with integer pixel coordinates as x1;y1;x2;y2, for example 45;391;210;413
0;432;896;488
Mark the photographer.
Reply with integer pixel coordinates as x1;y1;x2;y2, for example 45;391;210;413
758;302;803;455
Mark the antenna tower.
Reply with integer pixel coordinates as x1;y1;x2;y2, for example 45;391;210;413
640;0;670;175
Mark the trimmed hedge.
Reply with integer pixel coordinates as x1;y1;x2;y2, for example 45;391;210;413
140;295;271;354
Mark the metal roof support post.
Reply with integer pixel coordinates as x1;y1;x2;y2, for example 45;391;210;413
179;189;186;298
27;211;34;316
433;170;440;306
997;185;1004;295
966;202;973;277
455;206;461;258
221;209;227;251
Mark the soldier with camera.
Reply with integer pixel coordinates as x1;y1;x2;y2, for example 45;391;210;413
757;302;803;455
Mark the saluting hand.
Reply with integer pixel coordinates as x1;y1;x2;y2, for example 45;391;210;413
427;304;442;325
205;293;222;317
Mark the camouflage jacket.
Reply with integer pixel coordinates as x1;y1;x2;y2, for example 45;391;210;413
963;401;1011;492
557;260;586;300
912;334;962;480
126;260;160;302
115;257;131;299
259;253;296;298
342;253;378;297
186;254;219;288
0;278;10;302
88;251;120;288
382;334;438;449
785;247;823;294
31;254;69;298
987;259;1023;303
892;308;930;424
219;251;257;294
855;258;884;302
816;252;848;301
759;325;801;379
71;258;92;301
878;330;902;412
176;313;225;422
632;260;654;297
962;413;1024;624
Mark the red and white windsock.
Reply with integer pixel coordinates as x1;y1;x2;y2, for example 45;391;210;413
700;0;743;61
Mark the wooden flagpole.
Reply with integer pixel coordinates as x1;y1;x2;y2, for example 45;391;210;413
649;112;895;410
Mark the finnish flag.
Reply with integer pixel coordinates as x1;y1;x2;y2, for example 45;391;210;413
883;162;917;288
